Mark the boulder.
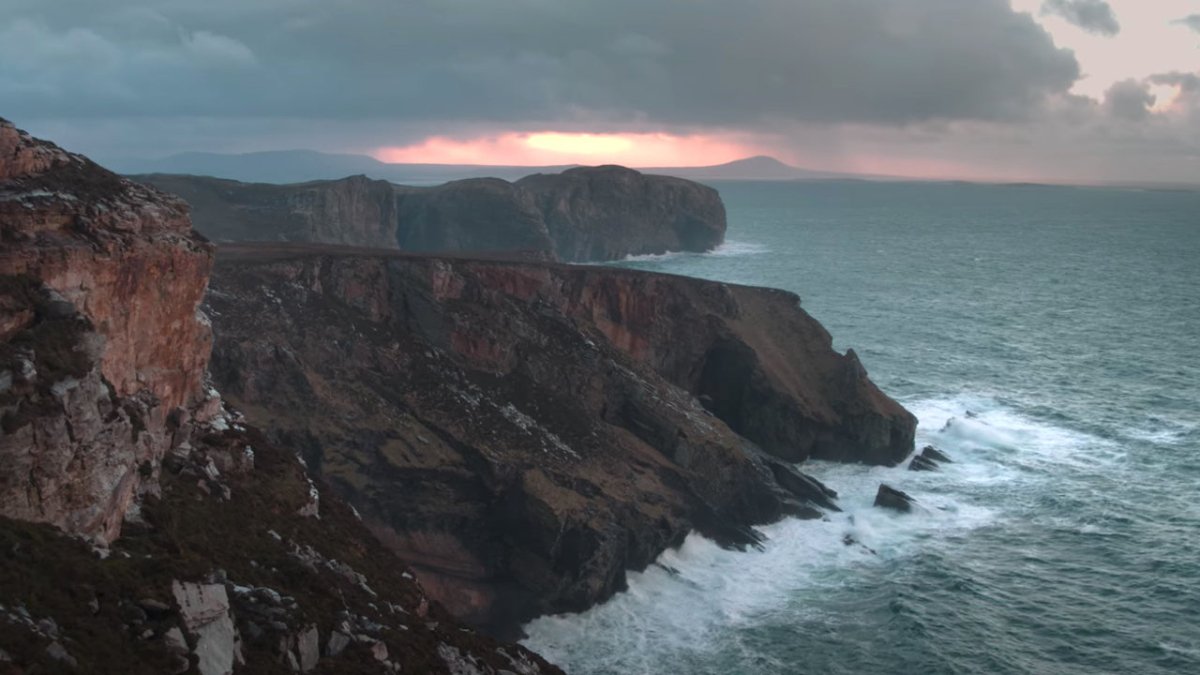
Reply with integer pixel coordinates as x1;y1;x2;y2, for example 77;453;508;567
921;445;953;463
873;484;915;513
171;581;238;675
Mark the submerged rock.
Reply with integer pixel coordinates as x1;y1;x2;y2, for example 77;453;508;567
873;484;916;513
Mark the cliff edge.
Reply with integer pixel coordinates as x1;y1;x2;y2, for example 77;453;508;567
206;244;915;636
0;118;559;674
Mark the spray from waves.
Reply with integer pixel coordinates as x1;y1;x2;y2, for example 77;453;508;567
610;239;769;264
521;393;1119;675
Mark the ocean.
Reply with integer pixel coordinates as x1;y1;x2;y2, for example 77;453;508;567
521;180;1200;674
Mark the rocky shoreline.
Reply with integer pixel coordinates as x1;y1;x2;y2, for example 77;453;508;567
0;118;916;672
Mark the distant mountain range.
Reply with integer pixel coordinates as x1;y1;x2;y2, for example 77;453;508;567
109;150;864;185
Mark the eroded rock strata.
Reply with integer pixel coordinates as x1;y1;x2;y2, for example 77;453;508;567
206;244;915;635
134;165;727;262
0;118;558;674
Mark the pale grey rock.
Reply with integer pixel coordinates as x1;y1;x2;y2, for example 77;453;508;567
172;580;238;675
296;624;320;672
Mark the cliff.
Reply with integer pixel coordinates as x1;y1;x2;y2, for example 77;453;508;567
1;119;214;544
206;244;915;636
0;119;558;674
128;174;402;249
517;165;726;261
134;167;727;262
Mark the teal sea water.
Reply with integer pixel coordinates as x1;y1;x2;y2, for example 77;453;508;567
522;181;1200;674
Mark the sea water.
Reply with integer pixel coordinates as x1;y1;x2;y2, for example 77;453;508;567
523;180;1200;674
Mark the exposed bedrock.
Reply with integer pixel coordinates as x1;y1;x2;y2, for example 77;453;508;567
0;117;559;674
0;118;214;544
206;245;915;635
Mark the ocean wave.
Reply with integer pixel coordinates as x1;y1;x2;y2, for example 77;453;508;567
521;392;1139;674
614;239;769;263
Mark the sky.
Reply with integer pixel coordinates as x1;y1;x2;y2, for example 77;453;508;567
2;0;1198;183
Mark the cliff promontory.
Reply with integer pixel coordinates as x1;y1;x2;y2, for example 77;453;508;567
206;244;915;636
0;118;558;674
517;165;726;261
134;166;727;262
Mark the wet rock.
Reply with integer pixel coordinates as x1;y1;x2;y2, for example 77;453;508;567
909;445;953;471
369;640;389;662
921;445;953;463
909;454;940;472
873;484;915;513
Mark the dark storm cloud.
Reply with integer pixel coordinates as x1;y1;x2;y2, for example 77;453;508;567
0;0;1079;128
1104;79;1154;120
1040;0;1120;37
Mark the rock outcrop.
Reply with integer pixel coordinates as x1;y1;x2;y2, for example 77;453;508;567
393;178;553;255
206;243;915;635
517;165;726;261
128;174;402;249
0;118;559;674
873;484;915;512
134;166;727;262
909;444;952;472
1;118;214;544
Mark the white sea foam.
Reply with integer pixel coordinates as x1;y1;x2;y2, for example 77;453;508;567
614;239;769;263
522;393;1115;674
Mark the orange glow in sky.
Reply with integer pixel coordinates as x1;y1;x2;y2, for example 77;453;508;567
374;131;765;167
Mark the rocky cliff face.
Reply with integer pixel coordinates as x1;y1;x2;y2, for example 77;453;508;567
0;119;558;674
135;166;726;262
1;119;214;544
206;244;914;636
393;178;553;255
131;174;401;249
517;165;726;261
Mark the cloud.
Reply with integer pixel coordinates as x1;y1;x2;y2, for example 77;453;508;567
1104;79;1155;120
182;31;257;67
1041;0;1120;36
1;0;1078;128
1173;14;1200;34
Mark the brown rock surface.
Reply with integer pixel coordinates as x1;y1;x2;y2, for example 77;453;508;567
0;118;559;674
206;243;914;635
0;117;213;543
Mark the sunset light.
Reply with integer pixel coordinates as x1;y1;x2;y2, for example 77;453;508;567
525;132;634;155
374;131;765;167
